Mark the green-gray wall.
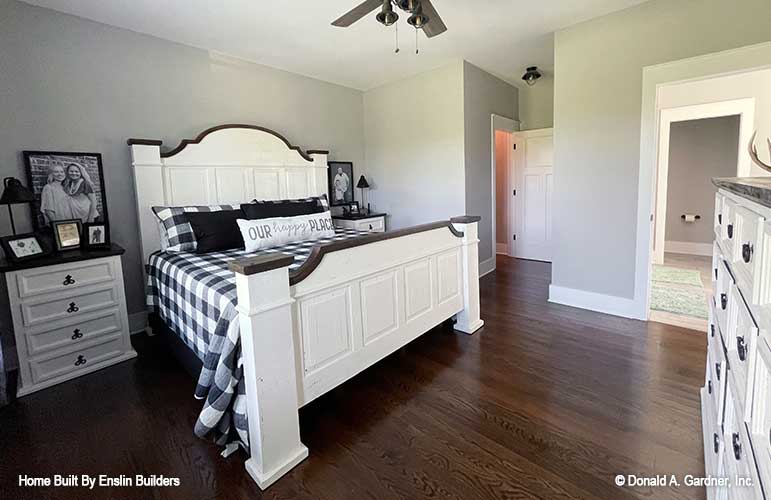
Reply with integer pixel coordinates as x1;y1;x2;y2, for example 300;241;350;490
0;0;365;317
462;61;518;270
553;0;771;300
519;74;554;131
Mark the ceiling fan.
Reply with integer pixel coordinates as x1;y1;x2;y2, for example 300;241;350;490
333;0;447;38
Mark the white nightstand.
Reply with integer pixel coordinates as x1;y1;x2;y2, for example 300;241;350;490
332;213;387;233
2;244;136;397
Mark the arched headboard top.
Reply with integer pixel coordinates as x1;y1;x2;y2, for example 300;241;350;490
128;124;330;263
128;124;330;165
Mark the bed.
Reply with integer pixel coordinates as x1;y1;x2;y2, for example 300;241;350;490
128;124;484;489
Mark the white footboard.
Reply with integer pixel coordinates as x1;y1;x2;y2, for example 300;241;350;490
229;216;483;489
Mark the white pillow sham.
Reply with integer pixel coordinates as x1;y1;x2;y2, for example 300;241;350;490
237;211;336;252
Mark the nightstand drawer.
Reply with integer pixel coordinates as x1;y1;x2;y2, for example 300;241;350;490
14;259;116;299
30;336;124;384
21;285;119;327
26;309;123;356
354;218;384;232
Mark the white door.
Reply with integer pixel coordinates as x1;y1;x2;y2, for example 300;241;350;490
513;129;553;262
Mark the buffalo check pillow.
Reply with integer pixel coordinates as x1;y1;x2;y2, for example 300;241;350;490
152;205;237;252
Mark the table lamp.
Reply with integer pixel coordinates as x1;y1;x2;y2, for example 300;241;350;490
356;175;370;214
0;177;34;235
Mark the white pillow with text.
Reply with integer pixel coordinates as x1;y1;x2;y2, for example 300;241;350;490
237;211;336;252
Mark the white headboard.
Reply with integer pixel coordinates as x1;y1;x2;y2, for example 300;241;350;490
128;124;329;263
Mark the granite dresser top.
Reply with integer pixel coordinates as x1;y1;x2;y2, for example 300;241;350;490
713;177;771;210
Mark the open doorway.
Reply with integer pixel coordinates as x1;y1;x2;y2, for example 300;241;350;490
490;114;517;267
648;95;756;329
649;115;741;330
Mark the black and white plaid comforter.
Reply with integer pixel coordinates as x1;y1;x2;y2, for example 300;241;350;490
147;228;367;452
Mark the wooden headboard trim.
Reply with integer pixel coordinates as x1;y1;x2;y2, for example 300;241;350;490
128;124;327;161
287;220;466;285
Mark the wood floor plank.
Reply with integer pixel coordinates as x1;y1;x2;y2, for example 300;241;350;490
0;257;706;499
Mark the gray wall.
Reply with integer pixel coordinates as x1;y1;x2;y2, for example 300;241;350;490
666;116;739;245
519;74;554;131
462;61;518;268
363;62;467;229
552;0;771;299
0;0;365;316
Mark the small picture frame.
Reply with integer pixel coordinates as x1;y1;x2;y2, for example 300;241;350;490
349;201;360;215
52;219;82;251
0;233;49;262
82;222;110;249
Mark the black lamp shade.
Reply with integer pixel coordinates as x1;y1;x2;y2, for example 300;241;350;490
0;177;34;205
356;175;370;189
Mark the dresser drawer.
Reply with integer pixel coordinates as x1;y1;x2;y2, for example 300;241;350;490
748;336;771;497
727;284;758;416
733;205;764;302
29;336;124;384
724;389;763;500
13;258;117;299
722;198;738;261
715;192;725;240
715;259;734;337
20;285;119;328
703;385;724;481
25;309;123;356
355;217;384;232
707;347;728;427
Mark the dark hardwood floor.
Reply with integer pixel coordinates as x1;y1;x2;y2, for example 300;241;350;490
0;257;706;500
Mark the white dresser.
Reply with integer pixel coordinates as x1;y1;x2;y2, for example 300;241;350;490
704;179;771;500
2;244;136;396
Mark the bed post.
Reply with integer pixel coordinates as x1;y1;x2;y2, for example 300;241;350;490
229;254;308;490
450;216;485;334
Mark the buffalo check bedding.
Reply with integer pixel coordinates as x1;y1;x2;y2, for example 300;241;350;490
146;228;367;452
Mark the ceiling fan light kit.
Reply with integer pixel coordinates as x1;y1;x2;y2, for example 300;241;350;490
333;0;448;52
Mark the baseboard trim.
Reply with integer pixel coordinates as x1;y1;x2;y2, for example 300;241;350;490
129;311;148;335
664;240;712;256
548;285;645;320
479;256;496;278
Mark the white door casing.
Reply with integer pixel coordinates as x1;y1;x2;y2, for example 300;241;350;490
513;128;554;262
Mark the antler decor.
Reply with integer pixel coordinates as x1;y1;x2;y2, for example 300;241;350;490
749;130;771;172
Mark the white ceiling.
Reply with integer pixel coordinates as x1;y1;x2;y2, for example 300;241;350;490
21;0;649;90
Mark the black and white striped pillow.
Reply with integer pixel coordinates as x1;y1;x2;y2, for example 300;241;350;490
152;205;237;252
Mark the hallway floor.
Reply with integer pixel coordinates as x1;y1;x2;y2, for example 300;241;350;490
649;252;712;332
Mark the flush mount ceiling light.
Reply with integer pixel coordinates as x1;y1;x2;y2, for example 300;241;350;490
522;66;542;86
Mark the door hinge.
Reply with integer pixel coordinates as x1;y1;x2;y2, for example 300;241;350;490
513;144;517;150
513;234;517;241
513;189;516;196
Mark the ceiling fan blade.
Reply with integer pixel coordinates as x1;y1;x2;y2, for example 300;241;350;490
420;0;447;38
332;0;382;27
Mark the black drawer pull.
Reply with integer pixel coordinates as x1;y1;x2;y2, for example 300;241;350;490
71;328;83;340
727;224;734;239
62;274;76;286
711;324;715;338
66;302;79;313
716;362;721;381
74;355;87;367
708;380;713;394
742;243;754;263
721;293;728;310
369;224;373;230
732;432;742;460
737;336;747;361
714;433;720;453
714;267;718;281
718;213;722;224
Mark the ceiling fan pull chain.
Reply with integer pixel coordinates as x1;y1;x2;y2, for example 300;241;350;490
395;21;400;53
415;27;419;54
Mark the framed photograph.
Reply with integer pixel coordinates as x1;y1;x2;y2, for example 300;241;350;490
348;201;360;214
23;151;109;230
83;222;110;249
0;233;49;262
52;219;82;251
328;161;354;207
